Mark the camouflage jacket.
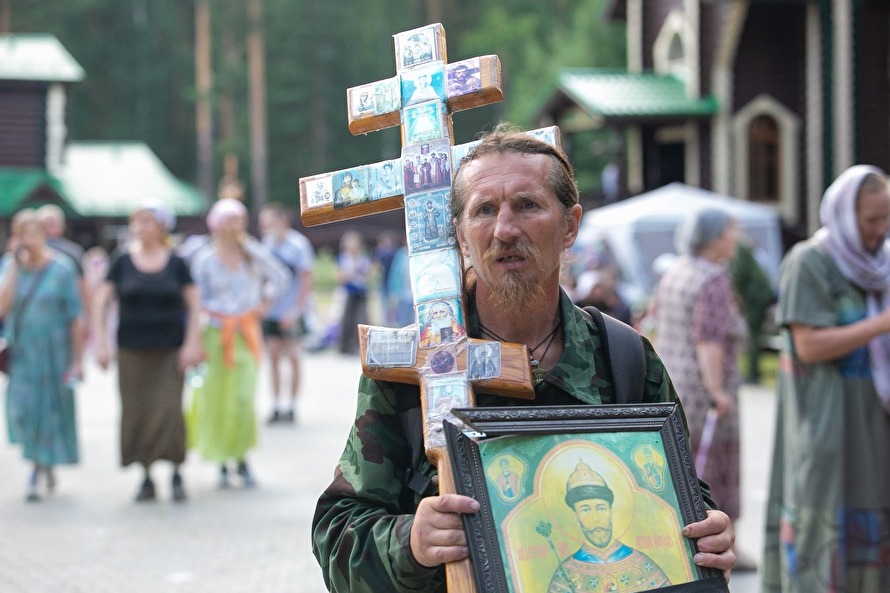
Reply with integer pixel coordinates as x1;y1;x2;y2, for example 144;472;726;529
312;291;714;593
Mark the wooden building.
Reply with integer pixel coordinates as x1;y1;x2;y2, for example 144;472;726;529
533;0;890;244
0;34;205;249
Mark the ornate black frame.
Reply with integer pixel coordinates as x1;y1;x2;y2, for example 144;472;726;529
445;403;729;593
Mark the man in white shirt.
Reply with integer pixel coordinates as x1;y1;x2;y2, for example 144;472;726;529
258;203;315;424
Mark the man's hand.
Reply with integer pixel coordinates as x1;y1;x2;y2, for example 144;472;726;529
683;509;736;581
409;494;480;568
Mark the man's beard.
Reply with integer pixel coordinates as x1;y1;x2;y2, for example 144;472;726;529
583;526;613;548
480;239;548;311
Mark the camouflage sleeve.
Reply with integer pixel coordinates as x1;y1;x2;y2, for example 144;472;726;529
640;336;719;512
311;375;445;593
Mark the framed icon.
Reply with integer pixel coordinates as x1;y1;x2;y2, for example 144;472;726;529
445;403;729;593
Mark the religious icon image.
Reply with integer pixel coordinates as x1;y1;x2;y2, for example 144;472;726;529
406;190;455;253
417;298;465;349
423;373;469;450
374;76;401;114
451;139;481;168
446;58;482;97
402;138;452;195
467;342;501;381
332;167;370;209
303;173;334;209
365;327;417;368
632;445;667;492
527;125;559;148
401;62;446;107
395;26;440;70
367;159;403;201
543;461;671;592
485;454;525;503
403;100;444;144
474;436;696;593
350;84;376;117
409;248;460;302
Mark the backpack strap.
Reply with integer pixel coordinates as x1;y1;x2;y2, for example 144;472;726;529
581;306;646;404
399;395;433;496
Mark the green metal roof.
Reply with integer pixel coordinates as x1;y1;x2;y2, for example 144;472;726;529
549;69;719;122
55;142;206;216
0;168;64;215
0;34;85;83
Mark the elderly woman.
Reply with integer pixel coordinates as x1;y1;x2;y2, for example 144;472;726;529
93;202;203;502
762;167;890;593
188;198;288;487
653;208;746;527
0;209;83;501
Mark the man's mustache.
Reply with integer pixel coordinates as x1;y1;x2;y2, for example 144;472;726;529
481;240;538;268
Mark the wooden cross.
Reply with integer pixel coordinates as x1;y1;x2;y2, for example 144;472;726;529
298;23;559;593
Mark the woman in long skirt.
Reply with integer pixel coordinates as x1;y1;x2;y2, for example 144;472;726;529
93;202;203;502
188;198;288;487
0;210;83;502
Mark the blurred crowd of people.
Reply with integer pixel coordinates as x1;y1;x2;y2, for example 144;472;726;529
0;194;419;504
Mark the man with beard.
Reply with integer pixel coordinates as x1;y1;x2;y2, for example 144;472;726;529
311;125;736;593
547;462;670;593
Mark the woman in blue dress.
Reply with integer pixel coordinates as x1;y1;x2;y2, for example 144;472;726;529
0;209;83;502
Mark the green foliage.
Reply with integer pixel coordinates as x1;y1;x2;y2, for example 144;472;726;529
8;0;625;206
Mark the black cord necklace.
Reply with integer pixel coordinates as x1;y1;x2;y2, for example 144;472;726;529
479;319;563;368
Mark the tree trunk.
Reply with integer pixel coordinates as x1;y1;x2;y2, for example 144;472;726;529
426;0;442;23
195;0;215;201
219;27;238;151
246;0;268;211
309;0;330;173
0;1;10;34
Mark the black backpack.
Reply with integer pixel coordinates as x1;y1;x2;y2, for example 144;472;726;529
401;306;646;496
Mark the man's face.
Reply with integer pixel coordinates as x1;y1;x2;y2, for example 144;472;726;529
259;210;285;238
455;152;581;310
430;304;449;320
856;187;890;253
573;498;613;548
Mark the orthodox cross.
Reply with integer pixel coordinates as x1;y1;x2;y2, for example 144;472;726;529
298;23;559;593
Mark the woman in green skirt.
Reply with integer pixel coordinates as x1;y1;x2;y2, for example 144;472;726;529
188;198;288;487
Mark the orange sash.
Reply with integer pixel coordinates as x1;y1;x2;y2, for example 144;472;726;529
210;310;262;368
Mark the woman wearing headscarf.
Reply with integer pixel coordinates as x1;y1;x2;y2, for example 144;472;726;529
0;209;83;501
188;198;288;487
762;166;890;593
92;202;203;502
653;208;746;530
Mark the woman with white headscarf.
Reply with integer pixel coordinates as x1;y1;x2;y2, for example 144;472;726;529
653;207;746;531
187;198;288;488
93;201;204;502
762;166;890;593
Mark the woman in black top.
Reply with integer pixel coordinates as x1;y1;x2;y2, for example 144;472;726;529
93;203;203;502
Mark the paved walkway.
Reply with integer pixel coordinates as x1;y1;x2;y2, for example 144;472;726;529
0;350;773;592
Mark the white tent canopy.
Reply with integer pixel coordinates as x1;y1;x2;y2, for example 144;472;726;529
578;183;784;305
